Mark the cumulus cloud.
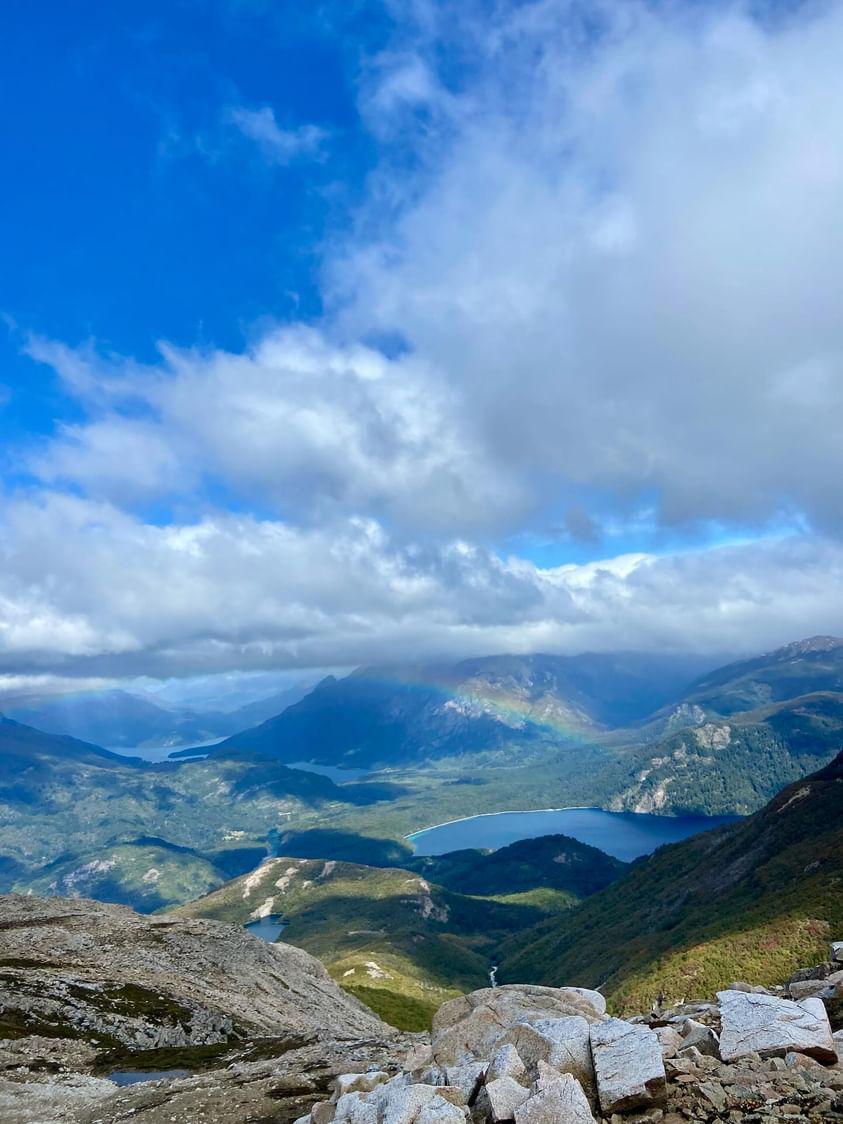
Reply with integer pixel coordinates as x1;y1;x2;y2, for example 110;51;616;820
24;327;522;530
1;492;842;682
7;0;843;681
334;0;843;533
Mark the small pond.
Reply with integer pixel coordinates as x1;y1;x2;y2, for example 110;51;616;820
245;915;286;942
108;1069;191;1086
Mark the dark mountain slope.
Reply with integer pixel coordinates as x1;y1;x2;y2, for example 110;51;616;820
211;652;715;767
0;714;139;781
501;748;843;1013
674;634;843;716
409;832;627;898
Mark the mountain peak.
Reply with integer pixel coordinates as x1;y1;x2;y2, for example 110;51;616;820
770;635;843;658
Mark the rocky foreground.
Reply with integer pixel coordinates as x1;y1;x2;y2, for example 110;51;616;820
1;896;842;1123
298;959;843;1124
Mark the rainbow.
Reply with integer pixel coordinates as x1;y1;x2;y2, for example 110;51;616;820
349;665;603;745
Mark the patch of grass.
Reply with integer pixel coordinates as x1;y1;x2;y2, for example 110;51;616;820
345;985;438;1031
479;888;581;912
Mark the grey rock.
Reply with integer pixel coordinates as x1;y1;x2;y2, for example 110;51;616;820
679;1018;720;1059
514;1074;595;1124
482;1076;531;1122
788;963;833;984
333;1072;391;1101
430;1086;468;1108
334;1092;379;1124
726;981;771;994
432;986;604;1067
313;1101;337;1124
0;893;388;1051
485;1045;527;1085
557;988;607;1017
654;1025;685;1059
415;1094;468;1124
418;1067;449;1087
380;1084;440;1124
502;1016;593;1091
405;1045;435;1073
445;1064;486;1103
717;990;837;1064
697;1081;727;1112
533;1060;562;1090
590;1018;666;1114
831;941;843;964
788;979;832;1001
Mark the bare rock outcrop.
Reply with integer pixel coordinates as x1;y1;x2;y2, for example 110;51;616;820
589;1018;666;1114
718;988;837;1064
430;985;605;1067
0;893;386;1049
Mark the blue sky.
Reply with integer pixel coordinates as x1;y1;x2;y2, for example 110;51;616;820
2;0;843;688
2;2;383;428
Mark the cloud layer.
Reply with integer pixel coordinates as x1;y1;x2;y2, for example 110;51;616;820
3;492;843;679
6;0;843;683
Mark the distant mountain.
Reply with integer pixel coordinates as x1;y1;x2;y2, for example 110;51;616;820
4;680;316;751
669;634;843;717
223;683;319;730
4;689;228;749
501;747;843;1013
211;652;718;768
604;637;843;816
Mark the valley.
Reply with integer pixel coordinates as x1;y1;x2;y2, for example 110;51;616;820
1;636;843;1036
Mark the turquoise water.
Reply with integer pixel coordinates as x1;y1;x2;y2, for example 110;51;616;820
407;807;738;862
245;915;286;941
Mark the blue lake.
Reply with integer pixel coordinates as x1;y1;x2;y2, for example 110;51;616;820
245;915;286;942
108;1069;191;1086
407;807;738;862
288;761;372;783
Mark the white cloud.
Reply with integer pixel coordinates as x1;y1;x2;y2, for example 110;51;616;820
333;0;843;534
9;0;843;680
225;105;326;163
1;491;842;679
24;326;523;531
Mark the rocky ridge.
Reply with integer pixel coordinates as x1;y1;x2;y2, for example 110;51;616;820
2;897;843;1123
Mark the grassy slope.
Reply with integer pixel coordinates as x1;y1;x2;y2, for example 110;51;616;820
501;750;843;1014
171;855;552;1029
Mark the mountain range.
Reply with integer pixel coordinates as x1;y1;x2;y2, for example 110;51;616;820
205;651;720;766
2;635;842;957
2;681;315;750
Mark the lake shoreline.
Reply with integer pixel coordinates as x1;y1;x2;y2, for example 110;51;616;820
406;806;740;862
405;804;604;840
